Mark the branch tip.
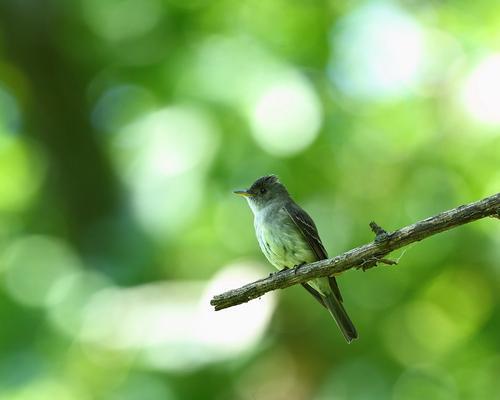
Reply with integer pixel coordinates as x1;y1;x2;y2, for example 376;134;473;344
379;258;397;266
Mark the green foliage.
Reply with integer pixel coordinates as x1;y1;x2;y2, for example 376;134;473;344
0;0;499;399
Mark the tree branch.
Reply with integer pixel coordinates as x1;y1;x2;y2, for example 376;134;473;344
211;193;500;311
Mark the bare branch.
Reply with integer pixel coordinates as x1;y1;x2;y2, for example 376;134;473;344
211;193;500;311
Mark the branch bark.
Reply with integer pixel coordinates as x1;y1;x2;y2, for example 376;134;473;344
211;193;500;311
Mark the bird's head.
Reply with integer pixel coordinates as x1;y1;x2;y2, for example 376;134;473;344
234;175;289;213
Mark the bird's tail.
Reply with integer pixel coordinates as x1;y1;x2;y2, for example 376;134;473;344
323;291;358;343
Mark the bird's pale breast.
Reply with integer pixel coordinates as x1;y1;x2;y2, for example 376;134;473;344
254;206;317;270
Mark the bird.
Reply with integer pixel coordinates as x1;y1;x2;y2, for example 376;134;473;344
234;175;358;343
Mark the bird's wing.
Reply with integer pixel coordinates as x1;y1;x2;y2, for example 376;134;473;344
284;201;343;302
283;201;328;259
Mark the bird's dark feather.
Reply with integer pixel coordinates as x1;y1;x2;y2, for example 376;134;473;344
249;175;278;191
284;201;343;302
301;283;327;308
284;201;327;259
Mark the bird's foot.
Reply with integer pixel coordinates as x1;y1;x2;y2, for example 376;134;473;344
293;262;306;274
269;266;289;278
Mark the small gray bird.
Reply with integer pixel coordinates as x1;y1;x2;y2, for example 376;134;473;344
234;175;358;343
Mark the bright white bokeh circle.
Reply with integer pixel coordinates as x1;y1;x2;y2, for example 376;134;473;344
461;54;500;126
248;74;322;157
330;2;425;100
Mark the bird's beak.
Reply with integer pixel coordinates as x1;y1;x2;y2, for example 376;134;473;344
233;189;254;197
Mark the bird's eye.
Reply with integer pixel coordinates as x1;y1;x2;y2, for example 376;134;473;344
260;187;267;194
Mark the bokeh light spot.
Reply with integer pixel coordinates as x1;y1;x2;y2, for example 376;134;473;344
180;36;281;105
82;0;163;42
182;36;322;156
196;262;276;356
48;270;112;338
0;133;45;212
77;262;275;372
330;2;425;100
111;105;219;237
461;54;500;126
248;73;322;156
2;236;82;308
117;107;216;178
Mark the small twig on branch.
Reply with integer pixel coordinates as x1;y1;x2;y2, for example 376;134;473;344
378;258;398;266
211;193;500;311
369;221;389;242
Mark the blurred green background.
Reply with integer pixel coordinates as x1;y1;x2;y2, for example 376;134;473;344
0;0;499;399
